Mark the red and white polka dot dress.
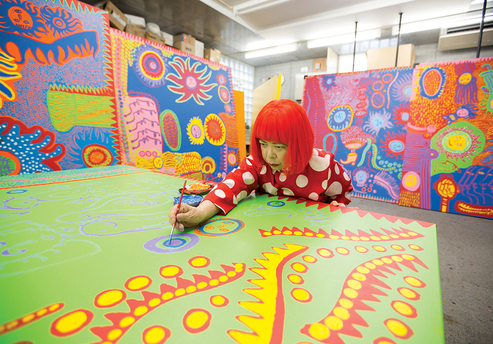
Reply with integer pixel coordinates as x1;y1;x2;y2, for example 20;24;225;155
203;149;353;214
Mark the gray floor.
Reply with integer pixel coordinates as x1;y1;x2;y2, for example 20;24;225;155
349;197;493;344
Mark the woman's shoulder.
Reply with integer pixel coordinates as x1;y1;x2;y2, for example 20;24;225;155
305;148;335;173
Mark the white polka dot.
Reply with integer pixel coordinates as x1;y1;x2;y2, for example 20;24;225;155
245;158;253;166
282;188;294;196
233;194;238;204
237;190;248;202
308;192;319;200
260;165;267;175
242;172;255;185
262;183;278;195
279;173;287;182
343;171;350;181
296;174;308;188
334;164;340;175
223;179;235;188
214;189;226;198
321;179;328;189
309;155;330;172
326;181;342;196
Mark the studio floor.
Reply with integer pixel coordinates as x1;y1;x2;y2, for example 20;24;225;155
349;197;493;344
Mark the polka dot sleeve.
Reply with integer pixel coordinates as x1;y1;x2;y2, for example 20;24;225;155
202;157;260;214
322;153;353;206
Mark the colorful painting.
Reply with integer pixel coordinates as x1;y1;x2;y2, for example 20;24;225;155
0;166;444;343
302;68;413;203
0;0;118;174
110;29;238;181
399;58;493;218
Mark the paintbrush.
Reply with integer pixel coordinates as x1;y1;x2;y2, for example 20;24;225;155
168;180;187;245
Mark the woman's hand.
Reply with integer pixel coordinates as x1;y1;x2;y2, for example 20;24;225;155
168;200;220;231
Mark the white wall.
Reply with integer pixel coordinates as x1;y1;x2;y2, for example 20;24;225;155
254;44;493;101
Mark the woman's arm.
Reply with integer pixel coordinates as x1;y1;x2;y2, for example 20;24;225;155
169;200;220;231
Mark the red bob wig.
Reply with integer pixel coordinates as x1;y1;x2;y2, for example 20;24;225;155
250;99;314;175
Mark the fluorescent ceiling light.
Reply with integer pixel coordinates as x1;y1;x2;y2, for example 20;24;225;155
307;29;381;49
246;39;294;51
235;0;291;15
470;0;490;5
392;13;493;35
245;43;297;59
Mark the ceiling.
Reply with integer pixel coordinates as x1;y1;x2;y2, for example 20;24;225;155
85;0;493;66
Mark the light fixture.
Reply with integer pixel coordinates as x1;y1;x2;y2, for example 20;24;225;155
392;13;493;35
244;43;297;59
307;29;381;49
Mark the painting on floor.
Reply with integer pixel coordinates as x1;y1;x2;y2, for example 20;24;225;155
302;68;413;204
110;29;238;181
399;58;493;219
0;166;443;343
0;0;117;174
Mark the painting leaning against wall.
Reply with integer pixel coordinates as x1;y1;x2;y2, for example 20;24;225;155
302;68;413;204
110;29;238;181
399;57;493;219
0;0;118;175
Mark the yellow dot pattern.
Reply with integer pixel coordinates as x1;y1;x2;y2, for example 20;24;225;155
88;261;246;343
126;276;151;291
385;318;412;338
302;253;425;343
260;227;422;242
0;303;64;336
189;256;209;268
291;288;312;302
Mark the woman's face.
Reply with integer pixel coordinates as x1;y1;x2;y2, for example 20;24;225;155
259;139;288;172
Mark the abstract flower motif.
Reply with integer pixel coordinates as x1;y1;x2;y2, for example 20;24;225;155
167;56;217;105
321;75;336;92
0;0;44;38
187;116;205;145
419;66;446;100
391;72;412;102
380;131;406;159
65;128;116;169
204;113;225;146
38;5;82;38
133;45;168;88
0;0;99;66
327;105;353;131
455;62;478;104
363;111;393;136
434;125;482;163
392;103;410;128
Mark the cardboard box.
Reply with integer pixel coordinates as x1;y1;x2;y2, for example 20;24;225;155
367;44;415;70
161;31;173;46
145;31;165;45
95;1;127;31
125;23;145;38
195;40;204;58
205;48;221;63
174;33;196;46
173;41;195;55
313;58;327;72
125;13;145;28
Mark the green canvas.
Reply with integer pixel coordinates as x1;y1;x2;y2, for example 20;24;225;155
0;167;443;344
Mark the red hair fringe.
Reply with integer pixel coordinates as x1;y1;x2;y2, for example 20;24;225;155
251;99;314;174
